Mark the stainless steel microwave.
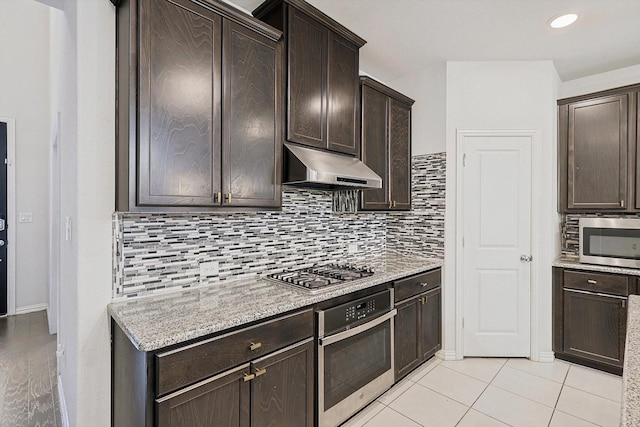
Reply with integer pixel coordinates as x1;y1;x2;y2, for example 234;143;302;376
579;218;640;268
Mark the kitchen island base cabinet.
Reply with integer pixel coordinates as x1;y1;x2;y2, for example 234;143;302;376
393;268;442;381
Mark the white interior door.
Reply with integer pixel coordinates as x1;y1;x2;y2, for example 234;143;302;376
462;135;532;356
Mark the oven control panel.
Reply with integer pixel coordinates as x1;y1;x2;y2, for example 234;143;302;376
318;289;392;336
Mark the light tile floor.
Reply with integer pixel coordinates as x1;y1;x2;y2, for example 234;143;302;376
343;357;622;427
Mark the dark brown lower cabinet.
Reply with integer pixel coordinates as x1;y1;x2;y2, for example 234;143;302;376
155;338;313;427
394;286;441;380
563;289;627;368
250;339;314;427
552;267;637;375
156;364;251;427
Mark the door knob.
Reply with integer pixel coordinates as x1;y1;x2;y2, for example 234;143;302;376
520;255;533;262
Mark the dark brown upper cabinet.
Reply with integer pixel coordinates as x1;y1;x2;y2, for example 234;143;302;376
253;0;365;156
360;77;414;211
116;0;283;211
558;84;639;212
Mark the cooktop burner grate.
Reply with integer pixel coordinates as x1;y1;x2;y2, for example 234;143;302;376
267;264;374;290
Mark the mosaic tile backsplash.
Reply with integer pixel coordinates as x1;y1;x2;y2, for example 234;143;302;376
387;153;446;257
561;212;640;258
113;152;447;299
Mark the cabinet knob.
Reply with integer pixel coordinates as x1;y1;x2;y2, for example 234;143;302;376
249;342;262;351
254;367;267;377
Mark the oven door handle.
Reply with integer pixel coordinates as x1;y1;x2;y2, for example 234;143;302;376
318;309;397;347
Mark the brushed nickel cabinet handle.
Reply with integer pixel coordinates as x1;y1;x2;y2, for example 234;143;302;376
393;201;396;208
389;200;393;209
420;282;429;287
587;279;597;284
623;300;626;308
217;192;221;203
254;368;267;377
621;199;625;208
249;342;262;351
243;373;255;382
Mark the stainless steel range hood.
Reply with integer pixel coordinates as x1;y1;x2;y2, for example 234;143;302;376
283;143;382;190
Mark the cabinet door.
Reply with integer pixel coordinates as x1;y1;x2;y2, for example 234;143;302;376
420;287;442;360
567;94;628;210
222;21;282;208
563;289;627;367
287;8;327;149
156;364;250;427
389;99;411;210
138;0;222;207
250;339;314;427
360;85;390;210
327;32;359;156
394;296;421;380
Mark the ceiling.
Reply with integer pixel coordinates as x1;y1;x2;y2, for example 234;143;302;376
229;0;640;83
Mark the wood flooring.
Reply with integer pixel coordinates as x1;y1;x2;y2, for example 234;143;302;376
0;311;61;427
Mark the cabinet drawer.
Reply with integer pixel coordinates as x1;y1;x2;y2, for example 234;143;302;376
156;309;313;396
394;268;441;302
563;270;629;296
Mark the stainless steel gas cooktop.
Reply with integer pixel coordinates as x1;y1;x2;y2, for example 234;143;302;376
266;264;374;291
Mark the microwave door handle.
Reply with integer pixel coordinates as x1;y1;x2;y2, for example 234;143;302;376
318;309;397;347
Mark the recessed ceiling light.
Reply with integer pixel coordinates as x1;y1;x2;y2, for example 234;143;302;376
550;13;578;29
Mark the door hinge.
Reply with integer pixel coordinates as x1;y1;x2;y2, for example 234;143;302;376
463;153;466;167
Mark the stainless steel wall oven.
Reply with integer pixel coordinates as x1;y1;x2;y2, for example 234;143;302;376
316;289;396;427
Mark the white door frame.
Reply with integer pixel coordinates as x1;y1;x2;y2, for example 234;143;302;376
1;117;17;316
455;129;542;360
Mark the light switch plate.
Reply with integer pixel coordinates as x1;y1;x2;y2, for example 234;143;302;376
19;212;33;223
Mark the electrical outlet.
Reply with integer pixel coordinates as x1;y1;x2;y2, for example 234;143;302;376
199;261;219;277
348;243;358;254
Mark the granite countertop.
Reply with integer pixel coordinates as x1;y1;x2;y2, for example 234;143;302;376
622;295;640;426
553;257;640;277
108;251;443;352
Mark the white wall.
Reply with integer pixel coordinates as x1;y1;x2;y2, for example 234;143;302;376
53;0;115;425
0;0;51;312
389;63;447;155
560;64;640;99
443;61;560;360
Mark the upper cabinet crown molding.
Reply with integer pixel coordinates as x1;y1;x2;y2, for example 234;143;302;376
113;0;284;41
252;0;366;48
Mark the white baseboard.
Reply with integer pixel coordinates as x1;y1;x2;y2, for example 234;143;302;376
57;375;70;427
15;303;48;315
537;351;556;363
437;350;459;361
